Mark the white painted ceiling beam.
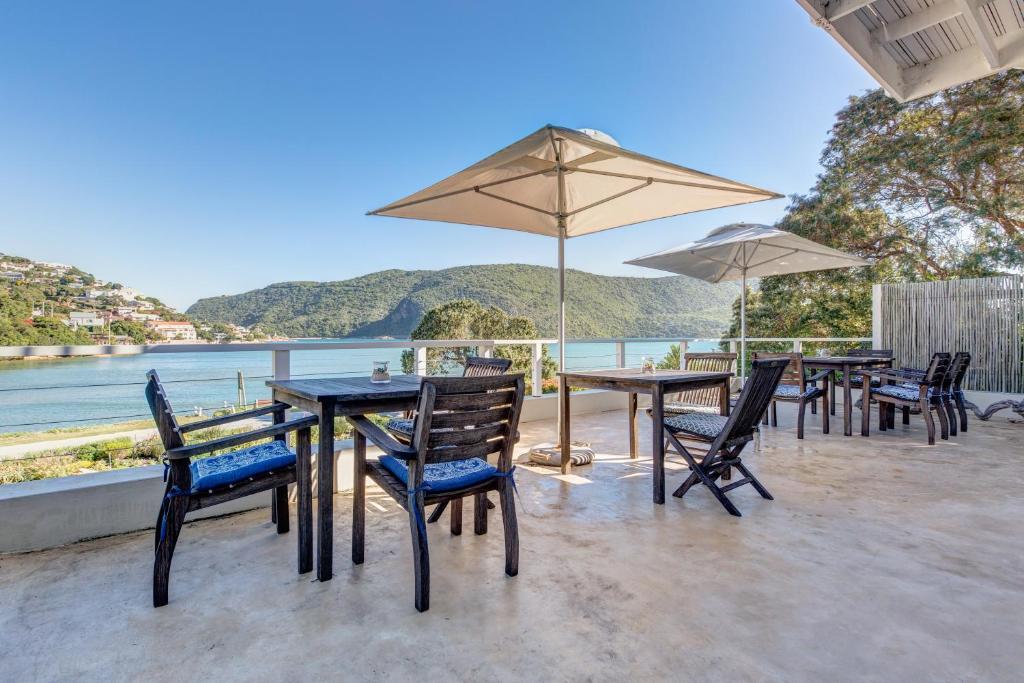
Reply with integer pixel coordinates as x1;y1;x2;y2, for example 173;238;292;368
956;0;1001;68
873;0;961;43
824;0;875;21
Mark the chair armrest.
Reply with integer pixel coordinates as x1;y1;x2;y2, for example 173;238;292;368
165;414;318;460
348;415;418;460
861;369;926;384
178;403;288;433
899;366;926;375
806;368;831;384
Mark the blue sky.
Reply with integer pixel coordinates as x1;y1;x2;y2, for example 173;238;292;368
0;1;877;310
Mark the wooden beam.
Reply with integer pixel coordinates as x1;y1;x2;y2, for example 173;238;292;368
824;0;875;21
873;0;961;43
956;0;1001;68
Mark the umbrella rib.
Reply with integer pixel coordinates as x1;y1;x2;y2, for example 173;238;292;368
744;247;799;271
367;168;553;214
566;179;652;217
571;167;777;197
474;188;557;217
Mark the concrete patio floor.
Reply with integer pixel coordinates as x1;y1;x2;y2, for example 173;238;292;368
2;403;1022;681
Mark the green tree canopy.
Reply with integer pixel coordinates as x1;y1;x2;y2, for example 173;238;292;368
727;72;1024;342
400;299;556;385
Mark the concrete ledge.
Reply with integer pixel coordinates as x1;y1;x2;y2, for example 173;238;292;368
0;390;628;554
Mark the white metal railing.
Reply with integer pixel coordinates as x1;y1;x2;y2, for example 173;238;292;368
0;337;873;402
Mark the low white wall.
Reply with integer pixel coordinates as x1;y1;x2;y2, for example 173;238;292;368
0;389;625;554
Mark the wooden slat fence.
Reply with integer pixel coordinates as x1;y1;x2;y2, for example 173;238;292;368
879;276;1024;393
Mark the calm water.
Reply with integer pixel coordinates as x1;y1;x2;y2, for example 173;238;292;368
0;339;716;434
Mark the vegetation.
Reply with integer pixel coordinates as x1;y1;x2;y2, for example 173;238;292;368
398;300;557;388
726;72;1024;341
187;264;739;339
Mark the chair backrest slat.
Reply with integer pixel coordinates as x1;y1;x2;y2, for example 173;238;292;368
411;374;525;470
950;352;971;391
463;356;513;377
671;352;737;407
923;353;952;389
711;358;789;451
750;352;804;387
145;370;184;451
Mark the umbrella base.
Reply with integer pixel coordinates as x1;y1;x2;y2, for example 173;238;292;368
527;442;595;467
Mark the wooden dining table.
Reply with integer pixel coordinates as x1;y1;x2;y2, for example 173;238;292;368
801;356;893;436
557;368;733;504
267;374;423;582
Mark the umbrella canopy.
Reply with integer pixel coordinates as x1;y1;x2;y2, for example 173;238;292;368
368;126;781;462
625;222;870;378
368;126;781;237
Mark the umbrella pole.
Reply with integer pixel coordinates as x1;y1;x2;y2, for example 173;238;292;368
741;267;747;384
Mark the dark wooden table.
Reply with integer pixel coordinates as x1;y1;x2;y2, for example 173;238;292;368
801;356;893;436
557;368;733;504
267;374;422;582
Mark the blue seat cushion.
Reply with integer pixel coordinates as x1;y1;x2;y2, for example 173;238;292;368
874;385;934;401
190;440;295;492
772;384;803;399
386;417;414;437
664;412;729;440
378;455;498;493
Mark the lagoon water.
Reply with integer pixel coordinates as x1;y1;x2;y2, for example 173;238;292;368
0;339;718;434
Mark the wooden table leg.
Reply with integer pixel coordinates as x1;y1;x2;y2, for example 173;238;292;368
317;399;335;581
627;392;638;459
843;366;853;436
720;378;730;416
830;370;837;416
297;425;313;573
861;376;871;437
652;386;665;504
559;375;571;475
351;426;365;565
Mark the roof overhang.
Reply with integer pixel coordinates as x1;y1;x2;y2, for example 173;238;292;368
796;0;1024;101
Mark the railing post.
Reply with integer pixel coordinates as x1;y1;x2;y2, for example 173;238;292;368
728;340;737;355
616;341;626;368
414;346;427;375
678;340;689;368
531;342;543;397
272;349;290;381
479;342;494;358
871;283;883;349
792;339;803;353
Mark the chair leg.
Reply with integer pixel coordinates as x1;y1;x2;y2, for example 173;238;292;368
770;401;778;427
921;399;936;445
902;406;910;425
956;395;969;432
762;410;768;425
878;401;887;431
427;501;448;524
153;495;188;608
352;431;365;565
944;399;957;437
936;401;949;440
797;399;806;439
449;498;463;536
672;470;701;498
275;485;289;534
499;482;519;577
409;503;430;612
474;493;488;535
822;388;829;434
811;397;817;415
271;494;277;525
734;460;773;500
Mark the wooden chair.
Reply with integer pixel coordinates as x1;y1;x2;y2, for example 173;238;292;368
949;352;973;433
659;357;789;516
386;355;513;526
863;353;952;445
349;373;525;612
663;352;738;415
751;352;830;439
146;370;317;607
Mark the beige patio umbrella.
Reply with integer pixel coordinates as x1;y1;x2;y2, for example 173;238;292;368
625;222;870;380
368;125;781;458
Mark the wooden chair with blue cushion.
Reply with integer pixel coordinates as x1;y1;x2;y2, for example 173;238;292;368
861;353;951;444
348;372;525;612
386;355;513;527
660;357;789;516
751;352;830;439
145;370;317;607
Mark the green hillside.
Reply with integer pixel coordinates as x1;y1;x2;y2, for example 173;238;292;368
187;264;739;339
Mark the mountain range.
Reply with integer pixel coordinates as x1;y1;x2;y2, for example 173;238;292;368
186;264;739;339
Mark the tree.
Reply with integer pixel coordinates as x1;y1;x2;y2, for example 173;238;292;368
400;300;556;386
110;319;150;344
727;73;1024;341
